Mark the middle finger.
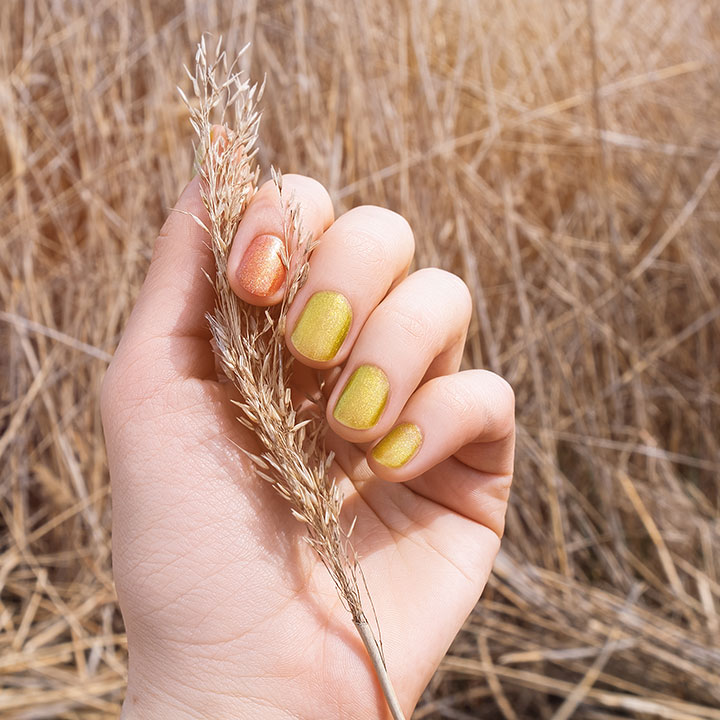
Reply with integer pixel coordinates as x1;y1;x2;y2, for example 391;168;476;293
286;205;415;368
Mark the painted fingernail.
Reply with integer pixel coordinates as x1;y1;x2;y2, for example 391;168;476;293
291;291;352;362
371;423;423;467
333;365;389;429
237;234;286;297
210;124;224;147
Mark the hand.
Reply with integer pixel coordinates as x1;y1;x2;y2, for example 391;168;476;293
101;172;515;719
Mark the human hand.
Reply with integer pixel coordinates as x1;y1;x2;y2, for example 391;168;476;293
101;172;515;719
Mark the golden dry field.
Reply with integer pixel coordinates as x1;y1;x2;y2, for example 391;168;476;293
1;0;720;717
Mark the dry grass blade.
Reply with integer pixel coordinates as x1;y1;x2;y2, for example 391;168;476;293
179;37;405;720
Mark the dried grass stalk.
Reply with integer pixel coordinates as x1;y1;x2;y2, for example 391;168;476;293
179;36;405;720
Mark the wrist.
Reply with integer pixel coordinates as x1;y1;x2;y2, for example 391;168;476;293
121;681;292;720
121;652;291;720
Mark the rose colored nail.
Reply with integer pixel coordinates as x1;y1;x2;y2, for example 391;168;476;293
237;234;286;297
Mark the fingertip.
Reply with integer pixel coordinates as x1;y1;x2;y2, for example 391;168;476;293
367;422;425;482
226;175;333;308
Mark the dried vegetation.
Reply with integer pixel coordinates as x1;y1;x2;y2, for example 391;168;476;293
1;0;719;717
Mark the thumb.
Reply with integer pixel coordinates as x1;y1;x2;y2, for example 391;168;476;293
113;175;216;383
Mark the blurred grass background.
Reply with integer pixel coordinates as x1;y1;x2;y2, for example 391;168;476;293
1;0;719;717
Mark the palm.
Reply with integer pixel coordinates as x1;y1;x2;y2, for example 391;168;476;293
110;370;503;718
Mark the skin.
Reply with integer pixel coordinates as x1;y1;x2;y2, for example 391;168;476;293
101;172;515;719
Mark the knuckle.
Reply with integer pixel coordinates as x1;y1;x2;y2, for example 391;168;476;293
490;372;516;415
443;382;475;419
478;370;516;435
248;186;282;217
286;174;332;207
344;205;415;258
341;228;389;274
410;269;472;339
450;273;472;310
278;175;334;228
415;268;471;308
374;206;413;242
444;370;515;435
380;305;428;343
424;268;471;305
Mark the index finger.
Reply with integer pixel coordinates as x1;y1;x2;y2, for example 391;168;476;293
227;174;334;305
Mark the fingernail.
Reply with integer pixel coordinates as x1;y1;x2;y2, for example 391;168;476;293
291;291;352;362
371;423;423;467
237;234;286;297
333;365;389;430
210;124;225;146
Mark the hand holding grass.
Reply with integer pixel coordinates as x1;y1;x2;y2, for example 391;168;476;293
101;169;515;719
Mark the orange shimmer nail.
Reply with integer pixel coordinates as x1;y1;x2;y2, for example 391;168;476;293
237;234;286;297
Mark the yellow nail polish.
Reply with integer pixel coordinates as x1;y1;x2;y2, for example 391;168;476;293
291;291;352;362
333;365;389;430
371;423;423;468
